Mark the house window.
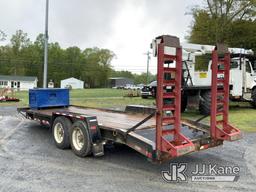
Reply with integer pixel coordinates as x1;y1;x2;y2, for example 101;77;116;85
0;81;8;86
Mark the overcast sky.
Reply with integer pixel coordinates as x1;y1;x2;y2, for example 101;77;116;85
0;0;202;74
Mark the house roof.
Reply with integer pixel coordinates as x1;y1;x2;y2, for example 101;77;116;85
61;77;84;82
109;77;132;80
0;75;38;81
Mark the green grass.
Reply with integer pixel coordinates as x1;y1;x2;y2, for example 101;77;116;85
69;88;154;109
182;107;256;132
1;88;255;132
0;90;29;107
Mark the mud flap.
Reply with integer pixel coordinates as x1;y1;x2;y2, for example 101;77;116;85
92;142;104;157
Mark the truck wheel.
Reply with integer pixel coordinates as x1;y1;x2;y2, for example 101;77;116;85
70;121;92;157
152;87;157;98
199;90;211;115
251;88;256;108
181;92;187;113
52;116;72;149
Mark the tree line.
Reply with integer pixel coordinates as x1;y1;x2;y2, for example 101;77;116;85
1;0;255;88
188;0;256;52
0;30;153;88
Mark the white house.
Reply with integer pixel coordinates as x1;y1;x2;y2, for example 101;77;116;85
60;77;84;89
0;75;38;90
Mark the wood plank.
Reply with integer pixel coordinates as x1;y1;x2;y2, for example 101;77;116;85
30;106;156;130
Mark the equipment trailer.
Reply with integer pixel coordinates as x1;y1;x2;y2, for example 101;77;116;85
18;35;241;163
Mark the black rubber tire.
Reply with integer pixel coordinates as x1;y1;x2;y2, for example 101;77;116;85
70;121;92;157
52;116;72;149
181;92;188;113
152;87;157;98
199;90;211;115
251;88;256;108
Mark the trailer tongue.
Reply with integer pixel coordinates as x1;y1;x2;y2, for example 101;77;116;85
18;35;241;163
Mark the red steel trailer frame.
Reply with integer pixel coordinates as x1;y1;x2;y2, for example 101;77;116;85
18;35;241;163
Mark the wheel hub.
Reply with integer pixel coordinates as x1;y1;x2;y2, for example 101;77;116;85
72;127;85;151
54;123;64;144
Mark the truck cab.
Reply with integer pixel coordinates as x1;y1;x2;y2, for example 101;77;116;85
230;57;256;101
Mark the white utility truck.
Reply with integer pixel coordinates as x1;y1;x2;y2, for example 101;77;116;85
149;40;256;115
182;43;256;114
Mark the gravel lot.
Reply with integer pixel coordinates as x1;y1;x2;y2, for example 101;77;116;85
0;106;255;192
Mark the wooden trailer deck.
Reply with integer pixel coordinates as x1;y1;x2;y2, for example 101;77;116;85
24;106;210;147
26;106;156;131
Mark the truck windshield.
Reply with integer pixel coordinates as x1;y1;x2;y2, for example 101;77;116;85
230;60;239;69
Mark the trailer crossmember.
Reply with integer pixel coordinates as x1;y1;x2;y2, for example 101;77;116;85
126;112;155;134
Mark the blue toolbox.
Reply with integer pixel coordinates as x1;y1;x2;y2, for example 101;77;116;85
29;88;69;109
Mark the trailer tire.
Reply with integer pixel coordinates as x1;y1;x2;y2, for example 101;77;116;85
52;116;72;149
70;121;92;157
251;88;256;108
199;90;211;115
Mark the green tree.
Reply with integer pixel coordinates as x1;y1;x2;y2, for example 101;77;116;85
0;30;117;88
82;47;115;87
34;33;45;49
134;72;155;84
110;70;134;79
65;46;83;78
0;30;6;41
188;0;256;45
228;19;256;51
10;30;31;55
7;30;31;75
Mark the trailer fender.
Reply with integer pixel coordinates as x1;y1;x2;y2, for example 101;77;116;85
85;116;102;143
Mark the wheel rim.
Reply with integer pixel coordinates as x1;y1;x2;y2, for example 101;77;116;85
72;127;84;151
54;122;64;144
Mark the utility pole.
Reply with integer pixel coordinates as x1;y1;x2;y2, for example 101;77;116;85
43;0;49;88
144;51;151;84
